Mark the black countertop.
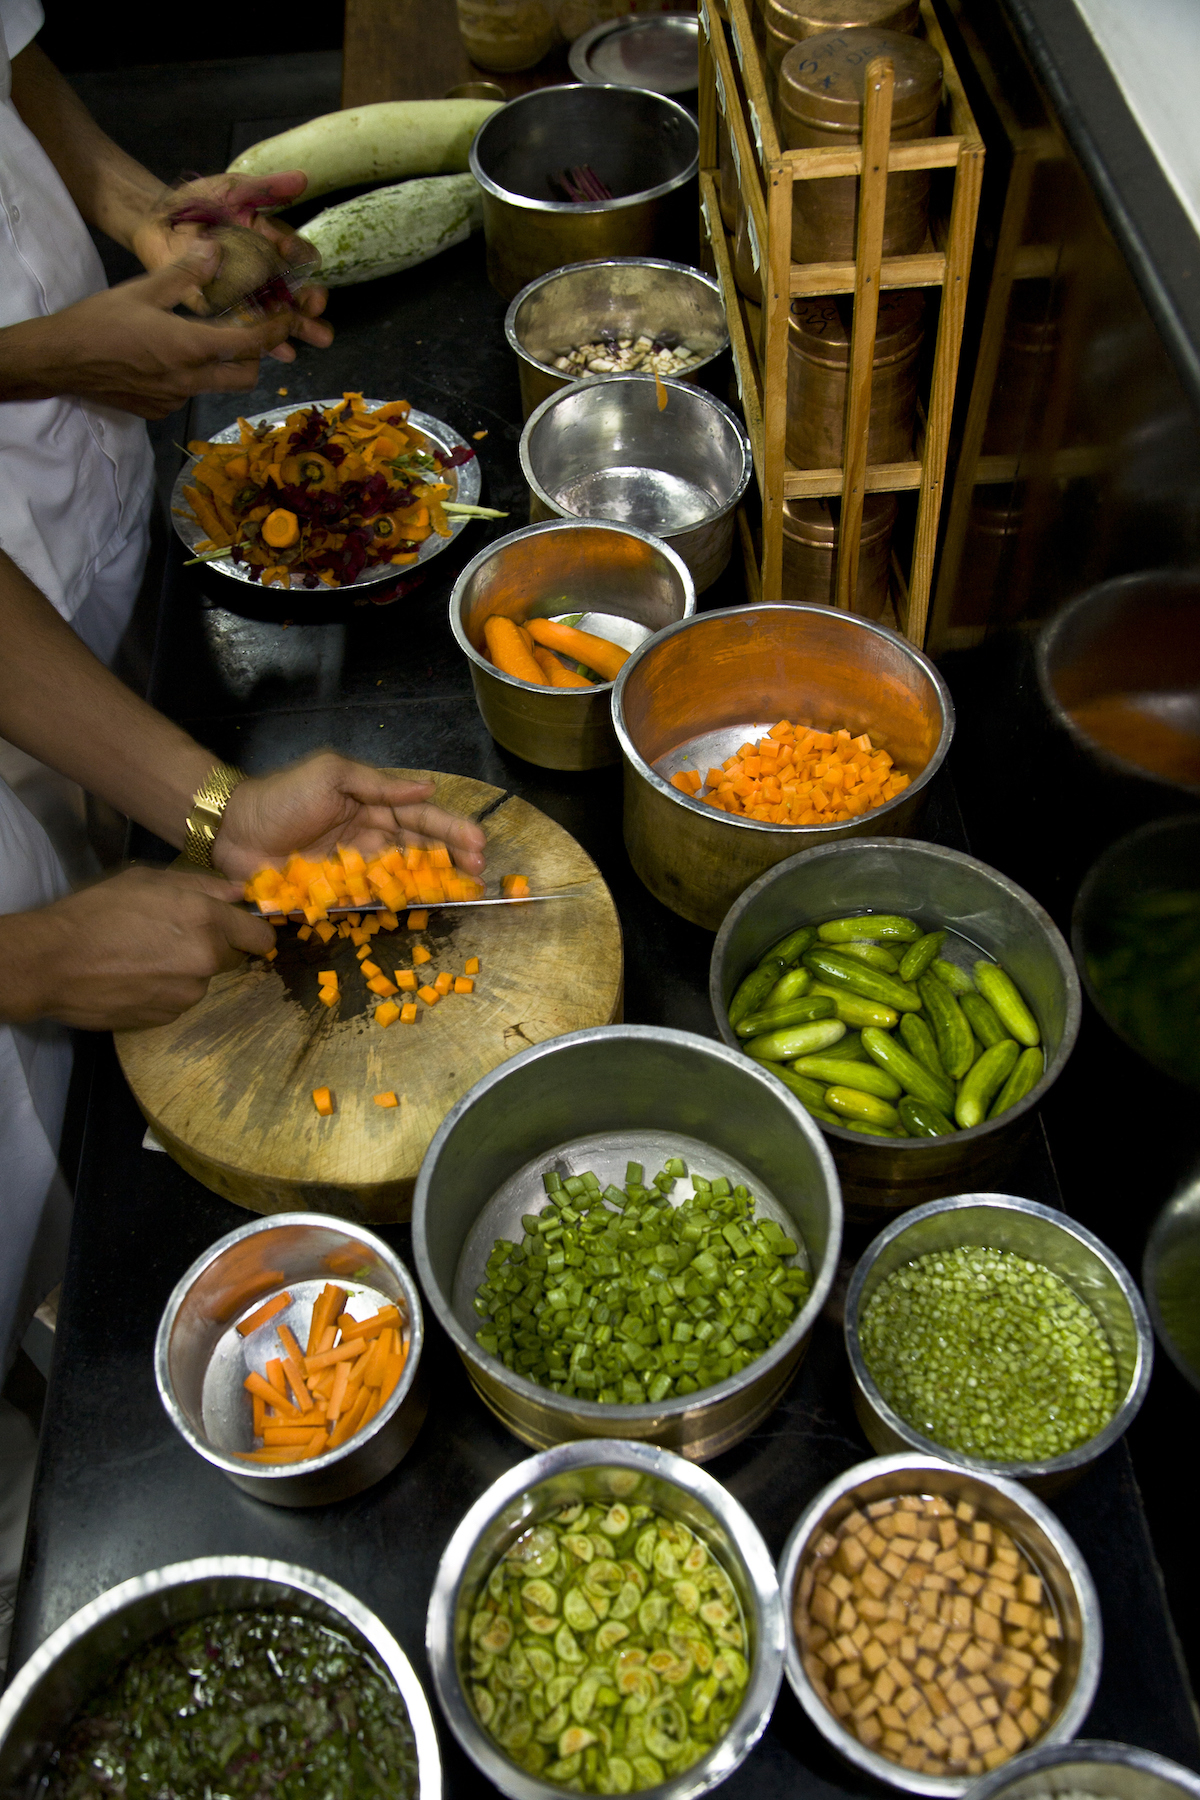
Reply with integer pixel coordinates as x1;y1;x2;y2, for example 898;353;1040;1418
11;236;1200;1789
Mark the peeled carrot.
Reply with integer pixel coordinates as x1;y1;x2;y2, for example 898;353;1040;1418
338;1305;402;1342
306;1284;347;1356
526;618;629;683
484;615;549;685
533;645;594;689
305;1339;363;1373
236;1291;292;1337
245;1370;298;1414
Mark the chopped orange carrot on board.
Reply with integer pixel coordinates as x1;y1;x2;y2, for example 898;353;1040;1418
413;945;432;965
400;1002;418;1023
502;874;530;897
315;919;337;943
375;1001;400;1028
465;956;480;974
374;1091;399;1107
318;987;338;1008
368;975;398;998
408;910;428;928
361;960;381;978
433;970;453;995
236;1291;292;1336
312;1086;334;1115
356;945;372;961
379;910;398;930
264;948;277;961
318;970;338;987
454;976;474;994
417;985;440;1006
396;969;418;990
297;925;312;941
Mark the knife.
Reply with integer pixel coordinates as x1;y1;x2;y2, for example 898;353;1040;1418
251;893;581;918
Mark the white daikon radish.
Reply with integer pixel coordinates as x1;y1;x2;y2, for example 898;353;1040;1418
227;99;501;203
301;174;483;286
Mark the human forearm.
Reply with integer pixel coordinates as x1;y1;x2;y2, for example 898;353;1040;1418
0;550;215;847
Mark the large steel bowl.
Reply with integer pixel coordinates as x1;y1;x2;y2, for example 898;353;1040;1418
470;84;699;300
505;257;728;418
777;1454;1102;1798
449;518;694;770
844;1194;1153;1493
710;839;1081;1216
521;374;752;592
0;1557;441;1798
966;1740;1200;1800
1143;1159;1200;1393
155;1213;425;1508
613;605;954;929
426;1438;783;1800
411;1024;842;1461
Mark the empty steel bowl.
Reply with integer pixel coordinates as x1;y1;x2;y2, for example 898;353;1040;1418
844;1194;1153;1492
426;1437;783;1800
521;374;751;592
710;839;1081;1215
411;1024;842;1461
614;605;953;930
965;1739;1200;1800
155;1213;425;1507
505;257;728;418
0;1557;442;1798
449;518;694;770
777;1454;1101;1798
470;84;700;300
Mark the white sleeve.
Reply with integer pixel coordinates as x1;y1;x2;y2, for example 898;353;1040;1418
0;0;45;61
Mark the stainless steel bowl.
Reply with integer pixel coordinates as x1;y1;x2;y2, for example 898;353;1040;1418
614;606;953;930
569;13;700;97
470;84;700;301
844;1195;1153;1493
426;1438;783;1800
155;1213;426;1507
412;1024;842;1461
777;1453;1102;1798
0;1557;441;1798
505;258;728;418
521;374;751;592
449;518;695;770
1143;1160;1200;1392
710;839;1081;1215
965;1739;1200;1800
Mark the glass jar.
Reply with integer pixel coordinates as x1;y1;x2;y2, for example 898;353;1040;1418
456;0;558;72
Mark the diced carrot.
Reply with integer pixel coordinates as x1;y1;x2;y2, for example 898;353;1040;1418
318;970;338;987
297;925;312;941
396;969;418;990
368;975;399;998
502;874;530;897
433;970;453;995
413;945;431;965
356;945;372;962
312;1086;334;1115
408;909;428;928
236;1291;292;1336
264;949;277;961
417;985;440;1006
374;1091;399;1107
318;987;338;1008
454;975;474;994
379;911;398;931
465;956;480;974
315;920;336;943
375;1001;401;1028
400;1003;418;1023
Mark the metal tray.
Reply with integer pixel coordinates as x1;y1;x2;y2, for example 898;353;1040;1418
170;398;482;589
568;13;700;96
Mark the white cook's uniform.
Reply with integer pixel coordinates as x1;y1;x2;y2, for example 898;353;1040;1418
0;0;154;1363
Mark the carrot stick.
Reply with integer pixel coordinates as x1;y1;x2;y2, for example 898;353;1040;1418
244;1371;299;1414
361;1334;388;1387
252;1394;266;1438
265;1358;288;1397
304;1339;363;1373
282;1356;314;1411
316;1324;337;1356
533;645;594;688
277;1323;305;1367
378;1350;406;1409
329;1385;371;1449
236;1291;292;1336
234;1447;311;1463
337;1306;402;1342
327;1357;352;1425
526;618;629;682
483;615;549;685
306;1283;348;1355
263;1425;322;1446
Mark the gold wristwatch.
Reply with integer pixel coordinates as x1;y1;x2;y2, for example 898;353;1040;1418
183;762;246;868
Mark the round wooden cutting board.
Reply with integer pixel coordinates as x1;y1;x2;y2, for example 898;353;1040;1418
116;772;623;1221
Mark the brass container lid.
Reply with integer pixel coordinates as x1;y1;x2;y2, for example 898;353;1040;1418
762;0;918;49
783;492;898;545
789;291;925;367
779;26;943;133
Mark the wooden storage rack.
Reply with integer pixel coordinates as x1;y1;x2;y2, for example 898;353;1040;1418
697;0;984;643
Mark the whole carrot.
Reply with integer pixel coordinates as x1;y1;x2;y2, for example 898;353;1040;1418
526;618;629;682
484;615;548;684
533;646;594;688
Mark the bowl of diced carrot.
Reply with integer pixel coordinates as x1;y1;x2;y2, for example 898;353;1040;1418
611;603;954;930
450;517;695;770
155;1213;425;1507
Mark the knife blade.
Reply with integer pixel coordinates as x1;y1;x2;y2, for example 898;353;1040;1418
251;893;579;918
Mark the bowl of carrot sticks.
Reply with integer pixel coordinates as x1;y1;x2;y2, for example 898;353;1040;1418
450;517;695;770
155;1213;425;1507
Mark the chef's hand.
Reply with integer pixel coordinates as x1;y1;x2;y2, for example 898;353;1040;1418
213;751;489;881
0;245;299;418
131;171;332;361
0;867;275;1031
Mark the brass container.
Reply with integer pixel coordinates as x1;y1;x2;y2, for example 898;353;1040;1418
456;0;557;71
733;199;762;302
718;113;739;229
411;1024;842;1462
762;0;918;91
779;27;943;262
786;289;924;468
611;603;952;929
781;492;897;614
469;84;699;300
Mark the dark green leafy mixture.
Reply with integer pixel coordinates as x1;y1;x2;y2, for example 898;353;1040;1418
473;1160;812;1403
39;1610;417;1800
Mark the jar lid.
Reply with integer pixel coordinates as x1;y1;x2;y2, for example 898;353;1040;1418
779;26;943;132
762;0;918;48
789;291;925;365
783;492;899;546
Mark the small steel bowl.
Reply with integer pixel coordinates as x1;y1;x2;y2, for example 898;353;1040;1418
522;374;751;592
965;1739;1200;1800
470;84;700;301
844;1195;1153;1493
412;1024;842;1462
449;518;695;770
777;1453;1102;1797
1143;1161;1200;1393
505;257;729;418
0;1556;441;1798
615;606;953;931
155;1213;426;1508
426;1437;784;1800
710;839;1081;1216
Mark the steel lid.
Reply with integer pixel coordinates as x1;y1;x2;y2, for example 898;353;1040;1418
568;13;700;95
783;492;898;545
778;25;943;131
762;0;918;47
788;290;926;365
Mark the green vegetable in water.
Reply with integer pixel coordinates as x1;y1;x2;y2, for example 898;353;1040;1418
859;1245;1121;1461
467;1502;749;1791
473;1161;811;1403
41;1610;417;1800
